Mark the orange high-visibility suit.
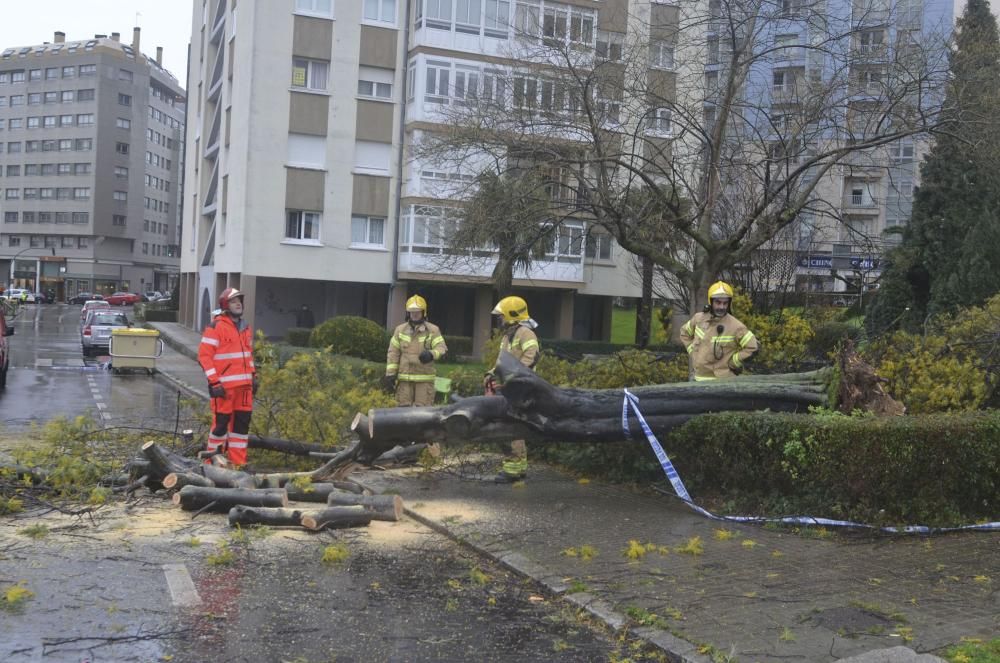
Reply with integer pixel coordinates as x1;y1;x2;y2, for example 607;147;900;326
198;314;256;466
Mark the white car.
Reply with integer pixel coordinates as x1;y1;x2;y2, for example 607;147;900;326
5;288;33;303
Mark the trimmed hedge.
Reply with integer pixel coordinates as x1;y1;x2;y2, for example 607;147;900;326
536;411;1000;527
143;309;177;322
543;338;683;357
285;327;312;347
444;335;473;356
309;316;388;363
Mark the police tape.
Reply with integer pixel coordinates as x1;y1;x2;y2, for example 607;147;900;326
621;389;1000;534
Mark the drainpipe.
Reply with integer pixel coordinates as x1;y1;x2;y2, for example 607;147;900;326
388;0;413;326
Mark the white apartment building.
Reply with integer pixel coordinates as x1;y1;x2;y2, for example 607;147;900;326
179;0;648;352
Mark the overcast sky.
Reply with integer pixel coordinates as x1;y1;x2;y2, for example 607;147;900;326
0;0;191;89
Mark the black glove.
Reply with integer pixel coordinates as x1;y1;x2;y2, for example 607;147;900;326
381;374;397;391
208;382;226;398
729;362;743;376
252;375;260;395
418;350;434;364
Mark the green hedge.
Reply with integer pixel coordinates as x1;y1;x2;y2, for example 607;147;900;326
536;411;1000;527
143;309;177;322
309;316;388;362
444;335;473;356
543;338;683;357
285;327;312;347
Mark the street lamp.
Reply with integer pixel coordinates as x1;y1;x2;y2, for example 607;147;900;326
7;247;56;289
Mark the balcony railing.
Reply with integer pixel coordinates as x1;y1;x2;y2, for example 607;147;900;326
848;194;877;207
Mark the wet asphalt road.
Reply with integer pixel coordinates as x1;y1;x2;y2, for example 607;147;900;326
2;303;189;433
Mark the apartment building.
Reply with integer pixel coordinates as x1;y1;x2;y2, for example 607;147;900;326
0;30;185;300
179;0;651;352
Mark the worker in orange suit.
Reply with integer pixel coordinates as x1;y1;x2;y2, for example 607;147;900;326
198;287;258;467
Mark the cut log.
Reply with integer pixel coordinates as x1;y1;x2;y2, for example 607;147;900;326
163;472;216;490
173;486;288;512
248;434;338;457
326;492;404;522
141;441;200;482
200;464;258;489
300;506;373;530
284;483;345;503
228;506;304;528
375;443;432;465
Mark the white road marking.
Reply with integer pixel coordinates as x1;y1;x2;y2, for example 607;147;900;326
34;358;53;368
163;564;202;607
95;402;106;410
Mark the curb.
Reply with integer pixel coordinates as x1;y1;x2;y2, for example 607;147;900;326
145;323;200;362
363;480;712;663
153;364;206;401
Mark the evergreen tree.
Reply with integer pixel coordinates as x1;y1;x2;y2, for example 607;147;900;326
871;0;1000;331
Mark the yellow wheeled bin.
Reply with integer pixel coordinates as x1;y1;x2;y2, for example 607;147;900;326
109;328;164;375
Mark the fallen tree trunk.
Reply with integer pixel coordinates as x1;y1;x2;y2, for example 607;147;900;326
228;505;304;528
248;435;338;457
163;472;216;490
300;506;373;530
173;486;288;512
326;493;403;521
284;483;346;503
141;441;201;482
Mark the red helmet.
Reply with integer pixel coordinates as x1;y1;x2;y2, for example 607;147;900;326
218;287;244;310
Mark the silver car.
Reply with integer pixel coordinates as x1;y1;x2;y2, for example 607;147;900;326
81;310;130;357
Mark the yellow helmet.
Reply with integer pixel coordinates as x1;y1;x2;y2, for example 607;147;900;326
492;296;530;324
405;295;427;315
707;281;734;301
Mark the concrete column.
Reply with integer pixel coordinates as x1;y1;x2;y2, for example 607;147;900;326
386;283;408;330
472;286;494;358
239;274;257;330
600;298;613;341
556;291;575;339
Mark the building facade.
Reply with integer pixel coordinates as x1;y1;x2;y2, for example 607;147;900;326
0;29;185;301
179;0;648;352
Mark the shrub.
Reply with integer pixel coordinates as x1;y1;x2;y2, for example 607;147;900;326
731;291;815;369
253;340;394;446
309;316;388;363
285;327;312;347
809;321;863;358
449;365;488;397
445;335;473;356
143;308;178;323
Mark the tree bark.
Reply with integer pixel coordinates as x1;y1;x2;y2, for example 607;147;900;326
141;441;200;482
173;486;288;512
300;506;374;531
325;493;404;522
227;506;305;528
284;483;348;503
636;256;653;347
163;472;216;490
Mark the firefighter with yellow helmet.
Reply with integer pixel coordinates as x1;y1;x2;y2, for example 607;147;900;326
484;295;539;482
679;281;758;381
383;295;448;406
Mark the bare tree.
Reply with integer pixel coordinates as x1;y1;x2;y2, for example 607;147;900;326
411;0;951;314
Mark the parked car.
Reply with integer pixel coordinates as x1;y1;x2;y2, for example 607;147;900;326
79;300;111;327
0;307;13;389
33;292;50;304
105;292;141;306
68;292;105;305
142;291;164;302
81;310;130;356
6;288;29;303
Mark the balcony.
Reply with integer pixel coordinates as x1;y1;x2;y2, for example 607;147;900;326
397;249;584;283
845;193;878;208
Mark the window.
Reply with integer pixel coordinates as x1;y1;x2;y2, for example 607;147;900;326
37;213;50;223
58;163;72;175
295;0;333;17
73;188;90;200
57;139;72;152
30;235;43;248
423;0;453;29
76;138;92;150
116;142;129;155
61;66;74;78
291;58;329;91
54;213;69;225
115;166;129;178
8;236;20;247
24;188;38;199
22;212;34;224
859;30;885;54
6;165;20;177
116;118;131;129
4;212;17;224
0;72;7;84
44;91;58;104
0;97;5;109
142;242;149;254
647;107;672;135
27;117;40;129
586;233;613;260
61;236;75;248
5;189;20;200
358;66;393;99
29;69;41;82
118;93;132;106
363;0;396;23
25;165;38;176
113;191;128;201
351;214;386;246
73;212;88;225
56;187;71;200
11;70;25;83
651;40;675;70
7;141;20;153
775;34;801;61
112;214;127;226
27;93;41;105
454;0;482;34
25;140;39;152
43;116;56;129
61;90;74;103
543;3;593;45
77;89;95;101
425;61;451;104
60;114;73;127
285;210;321;241
76;113;94;126
9;118;22;129
515;0;541;37
546;222;584;261
75;163;91;175
79;64;96;77
484;0;511;38
773;70;788;92
889;140;914;163
119;69;133;82
596;30;623;61
9;94;23;106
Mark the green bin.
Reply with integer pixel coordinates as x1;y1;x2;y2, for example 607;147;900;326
109;328;163;374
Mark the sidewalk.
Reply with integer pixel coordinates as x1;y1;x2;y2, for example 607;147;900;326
149;322;996;663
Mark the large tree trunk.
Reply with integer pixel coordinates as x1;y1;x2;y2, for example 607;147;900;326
300;506;374;531
172;486;288;512
227;506;305;528
325;493;404;521
636;256;653;347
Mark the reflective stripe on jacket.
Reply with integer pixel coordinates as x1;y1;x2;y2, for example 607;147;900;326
679;312;758;381
198;314;255;388
497;323;540;370
386;320;447;382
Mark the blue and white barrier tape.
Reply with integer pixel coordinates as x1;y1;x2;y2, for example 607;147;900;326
622;389;1000;534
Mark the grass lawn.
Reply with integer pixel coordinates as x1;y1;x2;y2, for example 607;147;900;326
611;307;669;345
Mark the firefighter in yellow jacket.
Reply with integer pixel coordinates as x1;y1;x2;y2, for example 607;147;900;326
485;296;539;482
383;295;448;406
680;281;759;381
